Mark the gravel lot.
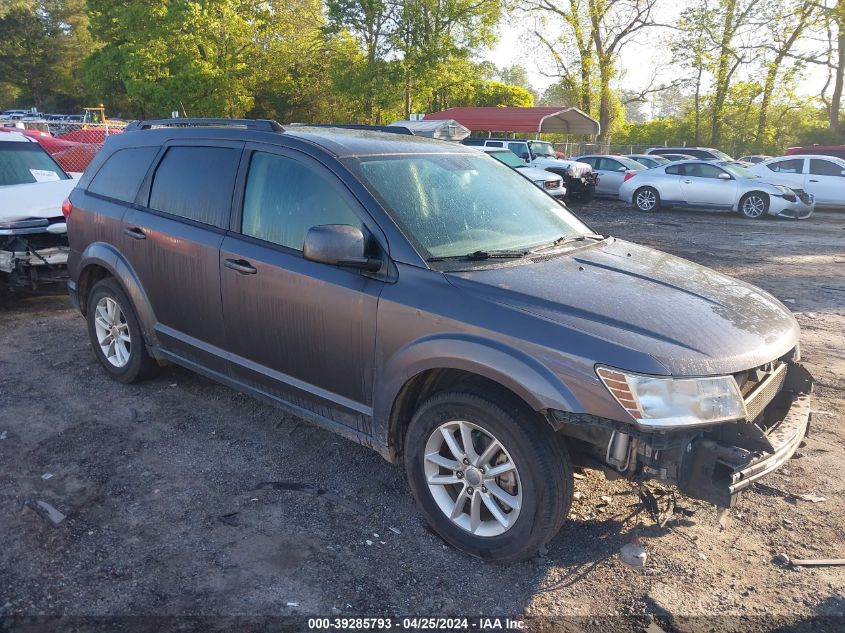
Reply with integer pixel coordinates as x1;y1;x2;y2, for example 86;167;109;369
1;201;844;630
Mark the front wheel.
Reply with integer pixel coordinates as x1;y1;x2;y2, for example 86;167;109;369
739;192;769;219
633;186;660;212
404;390;573;561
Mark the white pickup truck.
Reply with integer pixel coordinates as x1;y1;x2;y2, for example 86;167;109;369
463;138;598;202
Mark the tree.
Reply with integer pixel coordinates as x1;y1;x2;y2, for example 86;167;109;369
85;0;325;118
524;0;664;141
0;6;57;107
753;0;816;144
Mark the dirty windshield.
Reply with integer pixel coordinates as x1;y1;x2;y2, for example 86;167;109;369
350;153;592;262
529;141;556;158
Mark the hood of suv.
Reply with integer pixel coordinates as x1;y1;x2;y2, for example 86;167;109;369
446;239;798;376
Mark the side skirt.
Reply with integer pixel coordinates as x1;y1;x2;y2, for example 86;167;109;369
154;347;394;462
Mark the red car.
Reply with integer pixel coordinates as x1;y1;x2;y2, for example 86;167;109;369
785;145;845;160
0;126;105;173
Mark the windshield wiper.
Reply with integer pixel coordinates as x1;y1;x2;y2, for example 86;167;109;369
427;249;529;262
529;233;605;253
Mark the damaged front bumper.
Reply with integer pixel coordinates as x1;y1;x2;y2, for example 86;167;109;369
553;361;813;508
772;190;814;219
675;363;812;506
0;226;69;289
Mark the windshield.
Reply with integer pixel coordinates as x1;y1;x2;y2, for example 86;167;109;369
0;142;69;186
528;141;556;158
349;153;592;260
720;161;758;179
487;150;525;168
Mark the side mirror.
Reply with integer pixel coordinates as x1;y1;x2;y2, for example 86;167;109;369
521;152;530;161
617;166;627;172
840;170;845;177
717;172;732;180
303;224;381;272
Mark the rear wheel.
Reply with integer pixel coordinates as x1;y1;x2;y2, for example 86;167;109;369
633;186;660;212
86;278;158;383
404;389;573;561
739;192;769;219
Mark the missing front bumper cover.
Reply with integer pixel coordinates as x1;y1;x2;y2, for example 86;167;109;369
677;363;813;507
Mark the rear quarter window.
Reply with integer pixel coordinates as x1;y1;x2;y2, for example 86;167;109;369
87;146;159;202
148;146;241;228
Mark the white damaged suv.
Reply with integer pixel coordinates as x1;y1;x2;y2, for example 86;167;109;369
0;130;76;288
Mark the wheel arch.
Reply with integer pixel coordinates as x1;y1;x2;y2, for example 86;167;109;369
736;190;770;213
77;242;159;349
376;335;580;462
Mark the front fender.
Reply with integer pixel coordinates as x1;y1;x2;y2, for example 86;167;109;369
374;333;581;430
78;242;159;348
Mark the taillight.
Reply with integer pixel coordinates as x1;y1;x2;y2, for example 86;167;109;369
623;172;636;182
61;198;73;219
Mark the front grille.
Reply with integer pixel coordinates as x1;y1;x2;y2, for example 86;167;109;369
743;362;788;421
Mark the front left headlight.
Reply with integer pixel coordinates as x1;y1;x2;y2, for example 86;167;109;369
596;366;747;429
774;185;792;195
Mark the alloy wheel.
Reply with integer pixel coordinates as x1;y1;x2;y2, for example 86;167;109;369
742;195;766;218
93;296;131;368
424;420;523;537
636;189;657;211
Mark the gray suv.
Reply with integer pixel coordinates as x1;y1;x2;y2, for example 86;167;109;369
66;119;813;561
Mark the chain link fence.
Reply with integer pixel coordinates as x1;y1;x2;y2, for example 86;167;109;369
1;120;126;174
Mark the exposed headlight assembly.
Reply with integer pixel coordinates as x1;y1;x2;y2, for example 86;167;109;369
596;366;747;429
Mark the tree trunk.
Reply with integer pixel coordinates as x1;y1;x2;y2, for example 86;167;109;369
711;0;738;148
831;20;844;132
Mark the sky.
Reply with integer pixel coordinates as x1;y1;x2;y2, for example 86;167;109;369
483;10;830;111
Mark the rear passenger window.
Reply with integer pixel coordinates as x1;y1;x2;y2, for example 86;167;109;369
485;141;504;148
88;147;158;202
241;152;363;251
148;146;240;228
809;159;844;176
665;164;681;175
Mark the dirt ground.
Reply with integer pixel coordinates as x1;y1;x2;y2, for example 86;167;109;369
1;201;843;631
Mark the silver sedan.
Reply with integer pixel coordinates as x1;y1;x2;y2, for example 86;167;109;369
618;160;814;219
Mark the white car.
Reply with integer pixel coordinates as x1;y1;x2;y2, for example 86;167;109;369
0;131;76;288
618;159;814;219
480;148;567;199
462;138;597;201
748;155;845;210
571;154;647;196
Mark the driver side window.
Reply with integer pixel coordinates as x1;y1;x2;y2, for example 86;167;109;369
241;152;363;251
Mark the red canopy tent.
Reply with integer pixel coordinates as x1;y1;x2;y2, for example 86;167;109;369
424;106;600;136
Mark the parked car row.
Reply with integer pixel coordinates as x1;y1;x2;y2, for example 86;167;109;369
545;144;845;218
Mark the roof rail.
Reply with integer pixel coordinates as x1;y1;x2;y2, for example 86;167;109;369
124;118;283;132
292;123;414;136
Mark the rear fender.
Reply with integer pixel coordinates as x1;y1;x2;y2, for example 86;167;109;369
78;242;159;349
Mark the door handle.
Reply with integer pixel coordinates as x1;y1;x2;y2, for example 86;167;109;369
809;179;819;182
124;227;146;240
682;179;692;183
224;258;257;275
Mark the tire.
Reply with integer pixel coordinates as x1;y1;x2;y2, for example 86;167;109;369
86;277;158;383
404;389;573;561
739;192;769;219
633;186;660;212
